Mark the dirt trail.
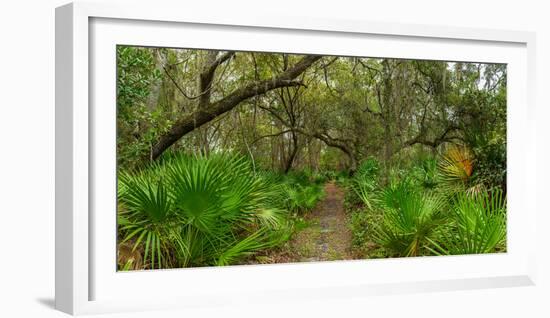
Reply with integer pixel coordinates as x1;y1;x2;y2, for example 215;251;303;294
259;182;353;263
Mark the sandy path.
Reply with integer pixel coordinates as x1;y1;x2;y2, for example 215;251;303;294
255;182;353;264
299;182;352;262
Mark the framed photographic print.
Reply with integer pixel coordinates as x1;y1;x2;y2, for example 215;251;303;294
55;1;537;315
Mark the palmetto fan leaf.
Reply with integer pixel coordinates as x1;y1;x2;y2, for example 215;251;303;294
374;180;447;257
429;189;506;255
119;172;172;223
166;154;281;228
411;158;439;190
352;175;377;210
215;228;271;266
166;155;228;233
163;153;290;267
118;171;174;269
438;145;474;184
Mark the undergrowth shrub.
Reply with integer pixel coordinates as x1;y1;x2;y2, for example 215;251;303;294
281;170;325;214
344;157;380;210
347;151;506;259
409;157;439;190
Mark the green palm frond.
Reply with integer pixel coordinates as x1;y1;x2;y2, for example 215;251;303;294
118;171;174;269
430;188;506;255
352;175;377;210
374;180;447;257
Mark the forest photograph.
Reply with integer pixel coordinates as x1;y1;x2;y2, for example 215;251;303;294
116;46;507;271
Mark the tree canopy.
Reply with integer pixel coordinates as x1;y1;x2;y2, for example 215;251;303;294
117;46;506;187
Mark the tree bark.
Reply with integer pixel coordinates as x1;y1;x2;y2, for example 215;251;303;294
146;49;163;111
198;51;234;108
283;131;298;173
151;54;322;159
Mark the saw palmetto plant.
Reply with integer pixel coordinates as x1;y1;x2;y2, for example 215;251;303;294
438;145;475;185
373;180;448;257
352;175;377;211
428;188;506;255
117;153;291;269
118;168;176;269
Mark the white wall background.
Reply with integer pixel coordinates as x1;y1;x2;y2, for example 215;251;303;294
0;0;547;317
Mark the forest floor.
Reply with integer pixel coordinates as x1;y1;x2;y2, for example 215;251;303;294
251;182;354;264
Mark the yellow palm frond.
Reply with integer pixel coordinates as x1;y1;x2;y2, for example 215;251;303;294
439;146;474;183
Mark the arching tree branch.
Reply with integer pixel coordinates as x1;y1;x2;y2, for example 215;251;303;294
398;124;462;153
258;104;358;173
151;54;322;159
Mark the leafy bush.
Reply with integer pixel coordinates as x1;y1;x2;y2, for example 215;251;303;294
462;106;507;191
347;151;507;259
280;171;325;214
345;158;380;210
351;176;377;210
471;139;506;191
355;157;380;180
335;170;352;187
116;46;164;170
118;167;176;269
322;170;338;181
409;157;439;190
348;208;386;258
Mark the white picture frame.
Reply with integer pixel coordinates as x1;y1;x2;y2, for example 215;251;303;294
55;1;537;315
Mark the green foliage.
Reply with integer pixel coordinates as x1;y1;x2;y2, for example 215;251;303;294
117;46;161;115
335;170;352;187
349;210;370;248
280;171;325;214
116;46;165;169
409;157;439;190
452;64;506;190
355;157;380;179
467;131;507;191
322;170;338;181
118;167;176;269
343;158;380;210
349;208;383;256
347;148;508;259
348;153;507;259
352;177;376;211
